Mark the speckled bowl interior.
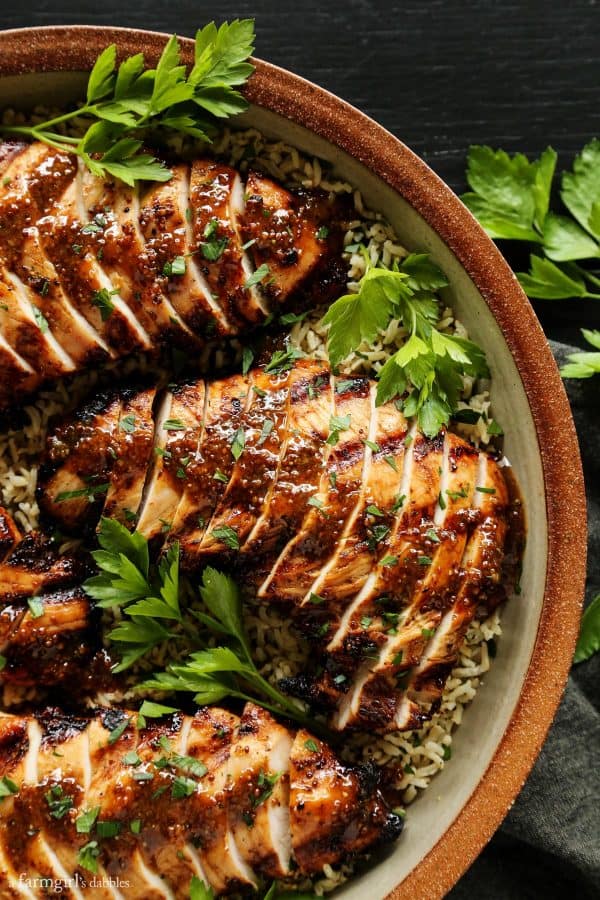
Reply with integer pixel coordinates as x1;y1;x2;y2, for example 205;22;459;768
0;27;586;899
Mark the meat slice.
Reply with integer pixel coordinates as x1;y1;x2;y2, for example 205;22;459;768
227;704;293;879
289;728;401;872
135;381;205;542
169;373;251;568
0;142;110;370
0;705;401;896
240;360;331;567
332;431;472;731
139;164;232;337
80;168;198;349
190;159;268;326
102;386;158;527
401;450;509;721
0;531;88;603
259;374;371;605
38;390;122;534
0;268;75;379
0;587;93;687
241;171;327;304
308;398;408;617
37;161;150;356
198;365;291;557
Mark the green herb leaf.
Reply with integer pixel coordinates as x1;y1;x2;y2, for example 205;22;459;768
27;596;44;619
190;874;216;900
561;139;600;242
77;840;101;874
322;268;408;366
560;329;600;379
461;145;556;241
517;255;589;300
573;593;600;663
210;525;240;550
76;806;101;834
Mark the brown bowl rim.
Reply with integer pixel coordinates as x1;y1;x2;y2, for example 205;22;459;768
0;23;587;899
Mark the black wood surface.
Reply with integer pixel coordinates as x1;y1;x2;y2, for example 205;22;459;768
1;0;599;341
0;4;597;895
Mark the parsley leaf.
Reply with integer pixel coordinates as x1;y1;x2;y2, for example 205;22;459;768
574;593;600;663
560;329;600;379
461;145;556;241
0;21;255;185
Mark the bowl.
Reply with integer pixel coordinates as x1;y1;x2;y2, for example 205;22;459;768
0;25;586;899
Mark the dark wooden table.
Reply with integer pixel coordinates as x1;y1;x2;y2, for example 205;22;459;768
0;2;598;896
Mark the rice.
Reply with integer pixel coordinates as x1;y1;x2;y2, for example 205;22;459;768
0;121;506;893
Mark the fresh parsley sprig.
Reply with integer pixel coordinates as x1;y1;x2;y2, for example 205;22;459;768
0;20;255;186
461;141;600;302
84;517;186;671
139;566;322;733
321;254;489;436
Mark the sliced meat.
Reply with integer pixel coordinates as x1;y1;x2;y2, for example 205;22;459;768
0;268;75;379
0;531;88;603
199;365;291;557
37;161;150;356
241;170;327;304
240;360;331;567
0;705;400;896
139;164;231;337
226;704;293;879
169;373;250;568
80;167;198;349
102;386;158;527
38;390;122;533
0;586;93;687
259;373;371;604
190;159;268;326
289;728;402;872
136;381;205;542
0;142;110;370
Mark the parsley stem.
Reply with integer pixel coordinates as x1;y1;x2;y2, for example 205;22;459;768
577;266;600;290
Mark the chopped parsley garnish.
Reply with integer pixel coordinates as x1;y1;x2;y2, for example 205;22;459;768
44;785;73;820
366;504;384;517
384;455;399;471
31;305;49;333
304;739;319;752
257;419;274;445
380;555;398;567
107;717;130;744
96;820;122;839
0;776;18;799
418;555;433;566
230;427;245;461
244;263;270;289
76;806;100;834
308;592;325;605
91;288;117;321
242;346;254;375
316;225;329;240
119;414;136;433
211;525;240;550
27;596;44;619
55;483;109;503
264;345;303;374
476;485;496;494
326;413;351;445
421;627;435;638
77;840;101;874
213;468;228;483
163;255;187;277
163;418;186;431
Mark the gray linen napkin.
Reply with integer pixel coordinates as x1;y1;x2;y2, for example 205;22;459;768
449;341;600;899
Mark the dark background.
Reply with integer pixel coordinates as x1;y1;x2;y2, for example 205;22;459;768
1;2;598;897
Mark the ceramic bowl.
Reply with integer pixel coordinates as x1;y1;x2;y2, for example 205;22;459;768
0;25;586;899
